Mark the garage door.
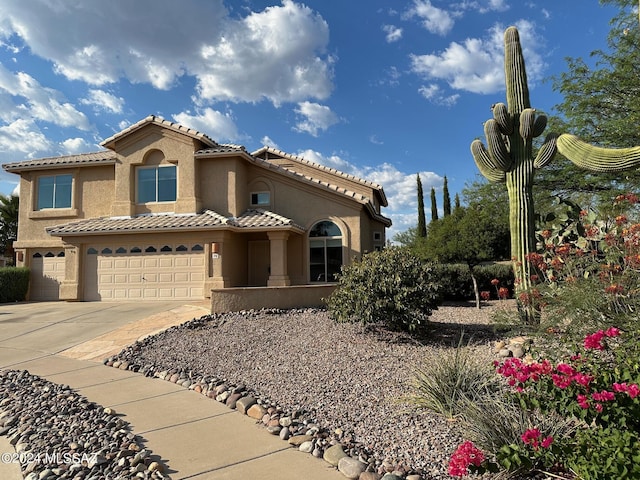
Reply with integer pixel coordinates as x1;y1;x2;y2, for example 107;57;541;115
84;243;205;301
30;250;65;300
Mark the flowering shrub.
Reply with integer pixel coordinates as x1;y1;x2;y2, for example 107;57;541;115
521;193;640;334
448;441;487;477
449;327;640;478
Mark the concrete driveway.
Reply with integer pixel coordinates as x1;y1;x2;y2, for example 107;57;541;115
0;301;194;368
0;301;344;480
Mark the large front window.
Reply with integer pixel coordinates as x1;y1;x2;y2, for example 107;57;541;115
37;174;72;210
309;220;342;282
137;165;177;203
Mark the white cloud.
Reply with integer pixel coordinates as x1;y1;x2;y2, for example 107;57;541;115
405;0;455;36
261;136;280;149
369;135;384;145
409;20;545;95
61;137;93;154
0;118;53;155
418;84;460;106
197;0;333;104
382;25;403;43
0;0;334;105
11;183;19;196
80;89;124;114
173;108;242;143
0;64;90;129
294;102;339;136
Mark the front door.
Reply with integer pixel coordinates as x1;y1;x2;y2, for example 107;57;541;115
248;240;270;286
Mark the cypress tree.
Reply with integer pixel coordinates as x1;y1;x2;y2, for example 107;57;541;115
454;193;462;213
416;174;427;237
443;176;451;216
430;187;438;221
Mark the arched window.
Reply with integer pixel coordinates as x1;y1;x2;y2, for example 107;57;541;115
309;220;343;282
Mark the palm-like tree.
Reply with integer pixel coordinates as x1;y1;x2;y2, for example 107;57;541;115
0;194;19;258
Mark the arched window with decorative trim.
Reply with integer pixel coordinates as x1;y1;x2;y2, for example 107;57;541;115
309;220;343;282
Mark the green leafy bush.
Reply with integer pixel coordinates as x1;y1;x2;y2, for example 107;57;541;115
433;263;514;301
0;267;29;303
433;263;473;300
326;247;442;332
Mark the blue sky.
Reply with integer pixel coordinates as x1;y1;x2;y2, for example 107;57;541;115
0;0;625;238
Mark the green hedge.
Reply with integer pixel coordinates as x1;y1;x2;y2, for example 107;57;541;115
434;263;514;301
0;267;29;303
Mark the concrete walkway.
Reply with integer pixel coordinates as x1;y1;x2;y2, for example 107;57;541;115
0;302;343;480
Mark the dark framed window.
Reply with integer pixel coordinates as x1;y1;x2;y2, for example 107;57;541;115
137;165;176;203
37;174;72;209
309;221;343;282
250;192;270;206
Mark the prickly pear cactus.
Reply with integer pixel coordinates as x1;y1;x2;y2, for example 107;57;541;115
471;26;640;324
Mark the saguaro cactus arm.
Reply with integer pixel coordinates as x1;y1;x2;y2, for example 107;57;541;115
470;140;507;183
557;134;640;172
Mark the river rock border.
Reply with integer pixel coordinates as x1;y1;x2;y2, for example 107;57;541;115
104;310;423;480
0;369;168;480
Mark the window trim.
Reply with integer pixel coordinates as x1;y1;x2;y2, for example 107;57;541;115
309;220;343;283
30;172;78;218
136;164;177;204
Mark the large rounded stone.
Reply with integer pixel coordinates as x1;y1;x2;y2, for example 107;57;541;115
338;456;367;479
323;444;347;466
247;404;267;420
236;396;257;415
288;434;313;446
358;473;382;480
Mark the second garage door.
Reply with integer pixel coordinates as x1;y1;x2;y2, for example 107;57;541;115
84;243;205;301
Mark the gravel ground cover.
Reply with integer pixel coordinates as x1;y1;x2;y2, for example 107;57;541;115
107;302;510;479
0;369;167;480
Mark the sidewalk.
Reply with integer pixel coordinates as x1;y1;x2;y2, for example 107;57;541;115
0;304;344;480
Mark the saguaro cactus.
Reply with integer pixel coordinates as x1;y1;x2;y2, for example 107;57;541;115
471;26;640;323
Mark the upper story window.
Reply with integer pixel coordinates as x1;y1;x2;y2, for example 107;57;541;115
250;192;270;206
37;174;72;210
137;165;176;203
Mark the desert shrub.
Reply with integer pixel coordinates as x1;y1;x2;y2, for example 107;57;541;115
474;263;514;297
524;193;640;335
326;247;442;332
408;339;501;419
432;263;473;300
0;267;29;303
433;263;514;301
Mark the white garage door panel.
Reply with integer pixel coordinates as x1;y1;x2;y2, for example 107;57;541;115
85;244;205;301
30;251;65;301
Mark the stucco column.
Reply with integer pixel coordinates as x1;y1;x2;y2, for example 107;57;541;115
267;231;290;286
207;231;233;289
60;244;80;301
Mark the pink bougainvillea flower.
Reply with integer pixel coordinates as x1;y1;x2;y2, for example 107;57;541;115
584;330;606;350
541;436;554;449
448;441;484;477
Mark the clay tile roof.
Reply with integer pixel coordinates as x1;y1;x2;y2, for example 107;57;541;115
47;210;229;236
233;209;303;230
100;115;218;149
47;209;304;236
2;151;117;172
196;144;247;155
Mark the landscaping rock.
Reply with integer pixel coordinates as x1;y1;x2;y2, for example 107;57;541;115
247;404;267;419
236;395;257;414
323;444;347;466
338;456;367;479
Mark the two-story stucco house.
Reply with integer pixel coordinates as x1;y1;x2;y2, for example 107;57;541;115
3;115;391;308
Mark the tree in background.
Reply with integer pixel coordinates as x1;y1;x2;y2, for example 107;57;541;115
416;174;427;238
430;187;438;222
443;176;452;216
454;193;462;213
424;203;509;308
0;194;18;260
549;0;640;205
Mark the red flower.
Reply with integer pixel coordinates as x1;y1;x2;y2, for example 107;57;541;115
584;330;606;350
480;291;491;300
498;287;509;299
448;441;485;477
541;229;552;239
577;394;590;409
491;278;500;286
541;436;554;449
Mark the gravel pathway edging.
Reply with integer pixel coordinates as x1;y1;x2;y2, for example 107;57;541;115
0;369;168;480
104;305;507;480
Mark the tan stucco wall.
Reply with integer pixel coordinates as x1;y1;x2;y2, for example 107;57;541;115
211;284;336;313
199;157;248;216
